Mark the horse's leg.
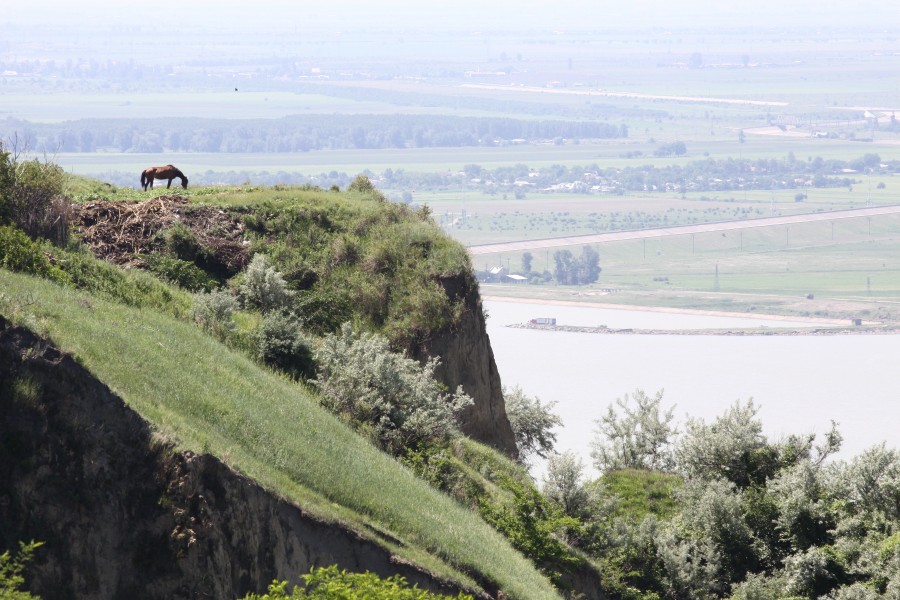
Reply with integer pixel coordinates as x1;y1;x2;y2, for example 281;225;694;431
167;178;173;189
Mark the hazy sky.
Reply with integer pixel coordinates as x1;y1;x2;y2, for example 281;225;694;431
6;0;900;32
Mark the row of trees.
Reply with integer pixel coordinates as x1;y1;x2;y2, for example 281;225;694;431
0;115;626;154
148;153;877;198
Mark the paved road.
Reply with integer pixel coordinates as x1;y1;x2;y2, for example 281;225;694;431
467;204;900;256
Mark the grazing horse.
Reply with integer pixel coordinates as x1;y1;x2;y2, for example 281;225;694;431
140;165;188;190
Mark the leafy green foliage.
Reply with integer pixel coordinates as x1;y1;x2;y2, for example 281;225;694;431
0;226;68;283
478;475;585;588
239;253;295;313
542;451;590;518
675;399;769;486
256;311;315;380
193;289;239;337
591;389;676;473
0;144;69;246
240;565;473;599
313;324;472;453
161;221;207;262
57;248;193;318
0;540;43;600
503;386;561;461
240;191;473;352
143;253;219;292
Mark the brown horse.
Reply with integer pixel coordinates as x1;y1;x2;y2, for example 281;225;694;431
140;165;188;190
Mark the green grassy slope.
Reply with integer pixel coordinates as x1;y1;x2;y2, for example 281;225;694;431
0;270;560;600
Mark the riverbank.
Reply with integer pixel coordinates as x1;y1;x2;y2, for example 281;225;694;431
482;294;868;326
507;321;900;336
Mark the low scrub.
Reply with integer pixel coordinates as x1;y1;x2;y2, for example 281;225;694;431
240;565;473;599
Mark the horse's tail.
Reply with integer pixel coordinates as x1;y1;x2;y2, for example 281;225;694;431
140;170;148;186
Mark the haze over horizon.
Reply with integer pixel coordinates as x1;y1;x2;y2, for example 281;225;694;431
5;0;899;32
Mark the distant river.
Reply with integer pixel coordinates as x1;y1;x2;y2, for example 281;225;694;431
484;299;900;478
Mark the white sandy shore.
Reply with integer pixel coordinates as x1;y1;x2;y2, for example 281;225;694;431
482;295;856;326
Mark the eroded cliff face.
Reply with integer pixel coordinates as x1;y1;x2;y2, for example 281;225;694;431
0;318;485;600
414;275;518;458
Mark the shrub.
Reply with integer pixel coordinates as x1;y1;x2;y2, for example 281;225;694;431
240;253;295;313
144;253;218;292
313;323;472;453
503;386;561;461
675;399;767;485
162;221;204;262
783;547;838;598
0;225;68;283
591;389;676;473
478;475;584;587
347;175;387;201
256;312;315;380
0;145;70;246
239;565;473;599
542;451;590;518
58;248;192;318
193;289;239;335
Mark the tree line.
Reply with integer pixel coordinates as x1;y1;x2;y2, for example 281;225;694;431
0;115;626;155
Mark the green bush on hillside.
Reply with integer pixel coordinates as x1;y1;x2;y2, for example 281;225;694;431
240;565;473;599
313;323;472;454
478;475;585;588
503;386;562;461
193;289;239;335
0;144;69;246
58;249;193;318
256;311;315;380
0;226;68;283
143;253;219;292
240;192;473;352
240;253;295;313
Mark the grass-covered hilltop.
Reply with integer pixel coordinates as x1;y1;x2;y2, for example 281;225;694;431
8;150;900;600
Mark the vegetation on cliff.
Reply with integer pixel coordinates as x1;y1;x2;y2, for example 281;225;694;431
0;150;568;598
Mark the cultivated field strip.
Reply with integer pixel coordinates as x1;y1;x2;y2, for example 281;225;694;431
467;204;900;255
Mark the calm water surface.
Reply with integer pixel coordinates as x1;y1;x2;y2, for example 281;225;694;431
485;299;900;477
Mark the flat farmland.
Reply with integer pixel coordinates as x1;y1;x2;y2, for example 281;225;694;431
473;211;900;321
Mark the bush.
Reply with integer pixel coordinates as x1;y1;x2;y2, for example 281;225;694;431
240;565;473;599
144;253;218;292
503;386;561;461
0;146;70;246
347;175;387;201
162;221;206;262
256;312;315;380
240;253;295;313
591;389;676;473
58;248;193;317
542;451;590;518
0;225;68;283
313;323;472;453
478;475;584;587
193;289;239;335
